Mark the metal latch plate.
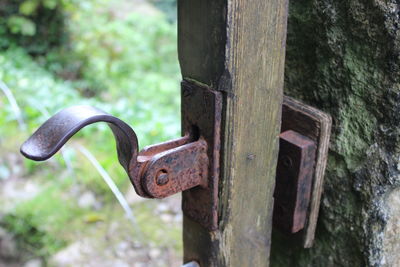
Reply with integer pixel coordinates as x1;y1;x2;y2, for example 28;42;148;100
274;130;316;234
274;96;331;248
181;81;222;231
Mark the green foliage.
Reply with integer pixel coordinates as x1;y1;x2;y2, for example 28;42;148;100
0;47;82;129
0;177;89;259
0;0;181;261
1;214;66;259
6;15;36;36
47;0;181;145
0;0;68;54
46;3;180;102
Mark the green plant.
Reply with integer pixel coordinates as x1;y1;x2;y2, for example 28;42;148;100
1;214;66;259
0;0;70;54
0;0;182;262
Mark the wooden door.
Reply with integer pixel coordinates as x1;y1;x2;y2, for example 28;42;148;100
178;1;289;266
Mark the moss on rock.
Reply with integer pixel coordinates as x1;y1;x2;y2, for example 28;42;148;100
271;0;400;266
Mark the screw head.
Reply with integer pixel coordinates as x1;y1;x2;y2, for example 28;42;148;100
156;170;169;186
282;155;293;168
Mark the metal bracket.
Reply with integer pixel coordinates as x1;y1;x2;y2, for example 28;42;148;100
273;96;332;248
20;84;329;238
181;81;222;231
274;130;316;234
20;80;221;231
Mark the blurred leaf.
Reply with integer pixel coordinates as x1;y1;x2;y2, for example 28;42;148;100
7;16;36;36
43;0;58;9
19;0;40;16
84;213;104;223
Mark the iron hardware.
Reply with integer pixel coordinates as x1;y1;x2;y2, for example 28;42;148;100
273;96;332;248
20;81;222;231
19;86;329;239
274;130;316;234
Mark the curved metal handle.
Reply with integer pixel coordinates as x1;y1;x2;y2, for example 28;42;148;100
20;105;138;172
20;104;209;202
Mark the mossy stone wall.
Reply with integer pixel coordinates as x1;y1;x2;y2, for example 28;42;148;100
271;1;400;266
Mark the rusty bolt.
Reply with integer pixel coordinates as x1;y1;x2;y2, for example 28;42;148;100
156;170;169;186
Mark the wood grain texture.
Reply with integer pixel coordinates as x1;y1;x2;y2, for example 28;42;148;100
280;96;332;248
179;0;289;266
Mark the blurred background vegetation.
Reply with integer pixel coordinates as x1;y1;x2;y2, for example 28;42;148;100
0;0;182;266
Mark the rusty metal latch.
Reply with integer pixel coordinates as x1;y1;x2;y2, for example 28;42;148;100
20;83;330;239
273;96;331;248
20;105;208;199
273;130;316;234
20;81;221;231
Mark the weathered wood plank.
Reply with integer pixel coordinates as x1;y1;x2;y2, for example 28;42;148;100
179;0;289;266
